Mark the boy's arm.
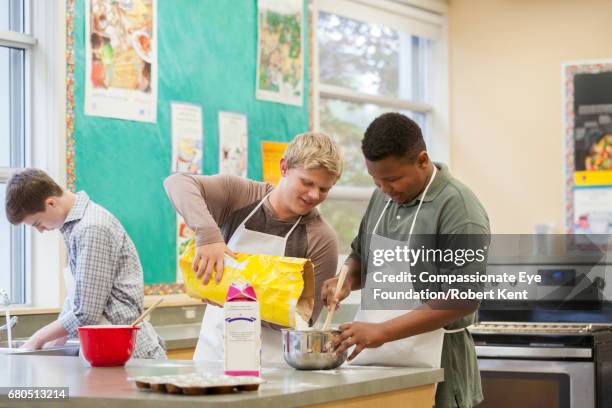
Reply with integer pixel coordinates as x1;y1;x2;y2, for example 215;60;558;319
163;173;269;247
320;257;361;311
57;225;116;336
164;174;270;284
334;302;479;361
21;287;74;349
21;320;68;350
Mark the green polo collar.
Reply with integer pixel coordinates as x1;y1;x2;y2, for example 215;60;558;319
399;162;451;207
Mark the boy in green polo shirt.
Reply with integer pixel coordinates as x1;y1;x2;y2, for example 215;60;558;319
322;112;490;408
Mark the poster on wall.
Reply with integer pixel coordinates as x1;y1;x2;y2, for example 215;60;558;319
261;141;288;185
563;61;612;233
573;188;612;234
256;0;303;106
171;102;203;173
171;102;203;280
85;0;158;123
218;111;248;177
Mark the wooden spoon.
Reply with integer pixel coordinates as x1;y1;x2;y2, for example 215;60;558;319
131;298;163;326
322;267;348;331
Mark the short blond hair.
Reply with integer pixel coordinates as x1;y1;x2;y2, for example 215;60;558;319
283;132;343;179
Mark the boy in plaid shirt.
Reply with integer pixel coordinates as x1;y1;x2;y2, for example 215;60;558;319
5;169;165;359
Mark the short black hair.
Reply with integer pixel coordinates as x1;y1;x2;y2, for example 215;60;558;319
361;112;426;161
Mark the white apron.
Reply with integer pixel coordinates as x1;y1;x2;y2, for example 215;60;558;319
193;193;302;364
350;166;463;368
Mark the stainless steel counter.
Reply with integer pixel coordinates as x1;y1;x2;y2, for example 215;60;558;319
0;354;443;407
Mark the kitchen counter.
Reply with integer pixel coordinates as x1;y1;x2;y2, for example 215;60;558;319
0;355;443;407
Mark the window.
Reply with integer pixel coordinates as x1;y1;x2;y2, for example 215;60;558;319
313;0;448;255
1;0;31;304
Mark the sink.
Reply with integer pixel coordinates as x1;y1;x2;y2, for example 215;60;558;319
0;339;80;356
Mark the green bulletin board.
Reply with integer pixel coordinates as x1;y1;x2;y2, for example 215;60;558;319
70;0;310;284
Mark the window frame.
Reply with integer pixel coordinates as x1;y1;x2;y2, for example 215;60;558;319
311;0;450;254
1;0;66;307
0;0;35;305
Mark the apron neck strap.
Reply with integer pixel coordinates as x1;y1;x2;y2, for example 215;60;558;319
282;215;302;239
241;191;273;224
408;165;437;238
372;199;392;235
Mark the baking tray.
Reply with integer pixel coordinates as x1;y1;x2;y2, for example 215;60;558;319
129;373;264;395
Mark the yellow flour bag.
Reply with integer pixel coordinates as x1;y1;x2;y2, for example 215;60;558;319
180;240;315;328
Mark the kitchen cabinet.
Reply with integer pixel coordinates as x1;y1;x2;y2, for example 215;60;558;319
166;347;195;360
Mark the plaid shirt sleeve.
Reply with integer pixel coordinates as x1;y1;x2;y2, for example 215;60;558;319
58;225;117;336
58;296;71;322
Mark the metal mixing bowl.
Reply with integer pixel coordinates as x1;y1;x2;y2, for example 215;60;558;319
281;329;347;370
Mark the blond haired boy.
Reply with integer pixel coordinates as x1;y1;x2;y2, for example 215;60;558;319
164;131;343;363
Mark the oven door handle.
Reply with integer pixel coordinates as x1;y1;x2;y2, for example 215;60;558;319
476;346;592;359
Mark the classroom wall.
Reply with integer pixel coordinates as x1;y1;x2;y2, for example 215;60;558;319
448;0;612;233
71;0;310;284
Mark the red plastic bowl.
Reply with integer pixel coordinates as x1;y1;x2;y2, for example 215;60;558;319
78;325;139;367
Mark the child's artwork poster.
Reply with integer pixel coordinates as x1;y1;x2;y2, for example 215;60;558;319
218;111;248;177
171;102;203;173
256;0;303;106
85;0;158;122
573;188;612;234
170;102;203;280
563;61;612;233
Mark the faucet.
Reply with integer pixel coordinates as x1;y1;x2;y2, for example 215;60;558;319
0;289;17;343
0;316;18;333
0;289;9;307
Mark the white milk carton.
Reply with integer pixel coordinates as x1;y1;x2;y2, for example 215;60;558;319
224;281;261;376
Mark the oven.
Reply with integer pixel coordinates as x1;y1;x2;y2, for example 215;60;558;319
471;235;612;408
470;323;612;408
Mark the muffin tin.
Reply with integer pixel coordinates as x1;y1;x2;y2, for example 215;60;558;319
129;373;265;395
